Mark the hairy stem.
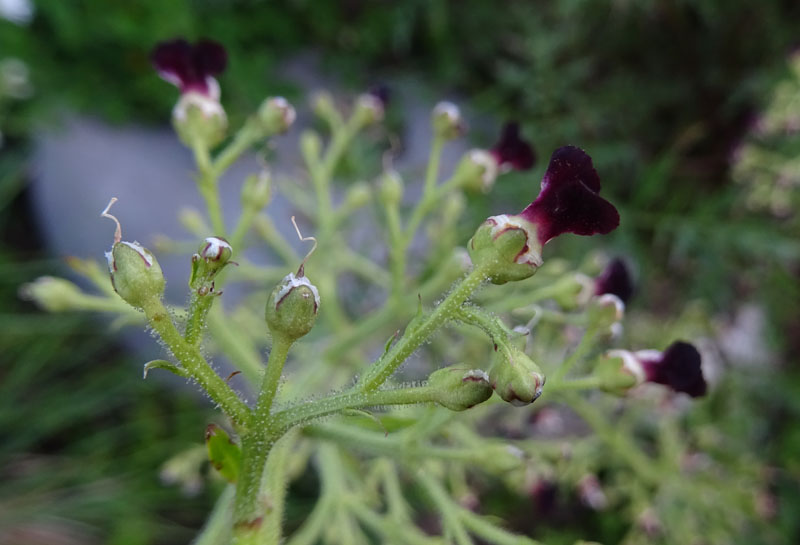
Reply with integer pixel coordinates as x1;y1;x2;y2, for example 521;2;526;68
141;298;250;426
358;264;490;392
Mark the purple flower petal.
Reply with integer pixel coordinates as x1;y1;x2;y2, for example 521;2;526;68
642;341;707;397
490;122;536;171
151;39;227;95
595;258;634;303
519;146;619;245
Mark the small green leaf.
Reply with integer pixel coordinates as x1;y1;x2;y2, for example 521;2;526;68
205;424;242;483
342;409;388;436
143;360;189;379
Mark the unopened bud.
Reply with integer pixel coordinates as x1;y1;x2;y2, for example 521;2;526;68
265;272;320;341
432;101;464;140
257;96;296;135
428;365;493;411
468;215;542;284
19;276;86;312
311;91;342;127
190;237;233;291
489;344;546;406
173;93;227;148
587;294;625;329
300;130;323;166
241;171;272;210
551;273;594;310
454;149;498;193
106;241;166;309
343;182;372;210
595;352;641;395
354;93;384;125
378;170;404;205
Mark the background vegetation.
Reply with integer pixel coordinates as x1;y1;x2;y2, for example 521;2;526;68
1;1;799;543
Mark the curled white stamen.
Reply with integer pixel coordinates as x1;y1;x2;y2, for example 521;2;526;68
101;197;122;243
291;216;317;272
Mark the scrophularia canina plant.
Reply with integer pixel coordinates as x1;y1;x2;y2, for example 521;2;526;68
21;38;722;545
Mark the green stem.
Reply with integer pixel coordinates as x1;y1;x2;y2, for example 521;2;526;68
417;470;474;545
552;325;599;382
306;422;479;463
358;264;490;391
233;334;292;535
459;512;542;545
184;291;215;345
423;135;445;196
192;137;227;236
212;120;260;177
252;214;300;266
272;385;438;434
545;375;604;394
564;393;661;485
141;298;250;426
192;485;235;545
205;304;264;384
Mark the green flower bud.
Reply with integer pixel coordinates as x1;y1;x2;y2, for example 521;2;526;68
378;170;404;206
265;272;320;341
489;344;546;406
454;149;498;193
550;273;594;311
353;93;384;126
19;276;86;312
189;237;233;291
467;215;542;284
311;91;342;127
343;181;372;210
431;101;464;140
241;171;272;211
173;93;227;149
300;130;323;166
586;294;625;330
595;352;640;395
428;365;493;411
106;241;165;309
257;96;296;135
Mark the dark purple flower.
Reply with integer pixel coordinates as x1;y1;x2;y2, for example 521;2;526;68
595;258;634;303
610;341;707;397
490;122;536;171
640;341;707;397
151;39;227;96
518;146;620;246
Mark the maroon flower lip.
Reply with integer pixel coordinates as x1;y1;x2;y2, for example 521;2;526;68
151;39;227;95
490;122;536;171
641;341;707;397
518;146;620;245
595;258;634;303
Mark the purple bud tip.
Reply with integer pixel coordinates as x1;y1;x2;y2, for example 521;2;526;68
490;122;536;171
151;38;227;95
643;341;707;397
519;146;620;245
595;258;634;303
368;84;391;108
